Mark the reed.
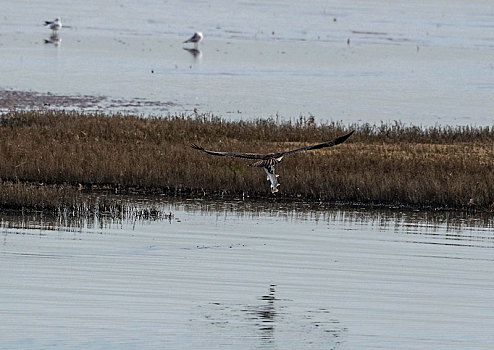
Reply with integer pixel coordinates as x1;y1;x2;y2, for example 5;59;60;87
0;181;166;222
0;110;492;211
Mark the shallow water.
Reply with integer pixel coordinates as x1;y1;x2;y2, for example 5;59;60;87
1;0;494;125
1;198;494;349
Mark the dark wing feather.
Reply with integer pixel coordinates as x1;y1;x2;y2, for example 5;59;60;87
191;143;268;160
248;158;282;168
190;130;354;163
280;130;354;156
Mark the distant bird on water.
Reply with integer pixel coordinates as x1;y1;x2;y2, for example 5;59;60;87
44;17;62;34
184;32;203;49
191;130;355;193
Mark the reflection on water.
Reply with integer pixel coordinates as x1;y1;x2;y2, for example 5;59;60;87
0;198;174;233
183;48;203;60
203;284;346;349
182;199;494;249
256;284;277;342
176;198;494;244
1;196;494;349
246;284;277;345
180;198;494;227
1;196;493;234
44;33;62;47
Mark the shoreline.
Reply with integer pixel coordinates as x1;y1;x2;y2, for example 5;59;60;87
1;181;493;219
0;88;179;115
0;110;493;213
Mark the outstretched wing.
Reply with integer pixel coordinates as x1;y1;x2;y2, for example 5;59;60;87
191;144;268;160
190;130;354;164
280;130;355;156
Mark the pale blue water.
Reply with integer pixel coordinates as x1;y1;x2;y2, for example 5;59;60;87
1;199;494;349
1;0;493;125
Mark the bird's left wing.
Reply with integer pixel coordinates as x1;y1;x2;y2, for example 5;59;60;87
191;144;267;160
280;130;355;156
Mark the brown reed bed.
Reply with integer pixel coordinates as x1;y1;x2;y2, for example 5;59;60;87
0;110;493;211
0;180;166;221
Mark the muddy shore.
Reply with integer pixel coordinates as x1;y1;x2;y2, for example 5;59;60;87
0;88;178;114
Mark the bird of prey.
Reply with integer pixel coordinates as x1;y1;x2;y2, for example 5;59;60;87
184;32;203;49
191;130;354;193
44;18;62;34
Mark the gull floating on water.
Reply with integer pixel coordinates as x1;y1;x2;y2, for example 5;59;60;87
183;32;203;49
44;17;62;34
191;131;355;193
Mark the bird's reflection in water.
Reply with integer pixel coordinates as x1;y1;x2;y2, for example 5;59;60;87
243;284;278;345
44;33;62;47
202;284;345;348
258;284;277;342
183;47;202;61
244;284;346;348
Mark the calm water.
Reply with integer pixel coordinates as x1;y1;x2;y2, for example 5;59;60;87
1;0;494;125
1;198;494;349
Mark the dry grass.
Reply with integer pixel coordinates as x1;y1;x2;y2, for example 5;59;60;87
0;110;493;211
0;180;115;215
0;181;165;221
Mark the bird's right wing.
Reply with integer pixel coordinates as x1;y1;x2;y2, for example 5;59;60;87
191;144;267;160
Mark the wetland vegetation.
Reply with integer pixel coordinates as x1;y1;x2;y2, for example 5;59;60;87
0;110;492;212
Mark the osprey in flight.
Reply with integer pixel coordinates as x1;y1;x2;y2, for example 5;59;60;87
191;130;354;193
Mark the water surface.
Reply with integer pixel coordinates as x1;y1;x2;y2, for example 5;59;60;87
1;0;493;125
1;198;494;349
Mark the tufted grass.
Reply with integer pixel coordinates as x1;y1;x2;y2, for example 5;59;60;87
0;110;493;211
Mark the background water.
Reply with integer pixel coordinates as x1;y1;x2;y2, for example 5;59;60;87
1;198;494;349
1;0;494;125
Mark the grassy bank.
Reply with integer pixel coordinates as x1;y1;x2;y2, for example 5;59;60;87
0;181;165;220
0;110;493;211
